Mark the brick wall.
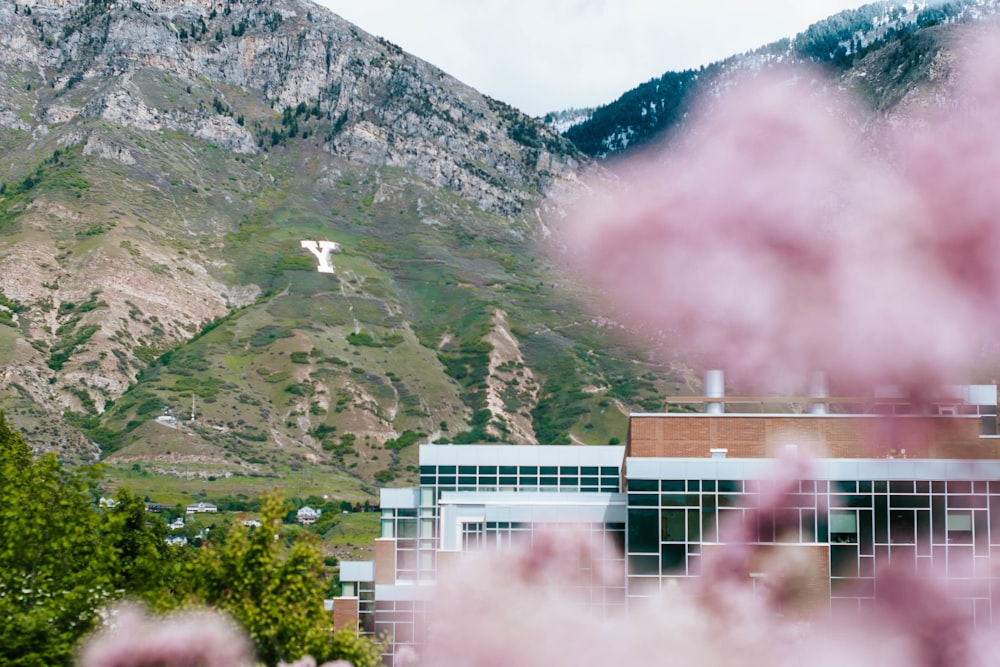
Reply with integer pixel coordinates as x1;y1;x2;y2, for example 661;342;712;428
332;596;359;631
374;538;397;585
627;415;995;459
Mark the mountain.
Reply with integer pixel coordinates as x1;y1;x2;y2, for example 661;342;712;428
559;0;1000;158
0;0;681;495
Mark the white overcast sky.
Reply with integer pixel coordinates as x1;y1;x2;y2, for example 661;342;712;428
315;0;874;116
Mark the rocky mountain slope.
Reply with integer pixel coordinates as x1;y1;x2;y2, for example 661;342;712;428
0;0;679;495
560;0;1000;157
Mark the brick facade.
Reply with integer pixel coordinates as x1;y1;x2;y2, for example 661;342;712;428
375;538;397;585
332;596;359;631
627;415;995;459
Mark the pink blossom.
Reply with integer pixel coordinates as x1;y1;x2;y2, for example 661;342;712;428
555;33;1000;396
78;604;254;667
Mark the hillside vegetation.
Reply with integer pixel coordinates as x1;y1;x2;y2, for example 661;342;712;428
0;0;680;498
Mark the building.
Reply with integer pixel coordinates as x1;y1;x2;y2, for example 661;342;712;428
185;502;218;515
297;506;323;525
335;375;1000;664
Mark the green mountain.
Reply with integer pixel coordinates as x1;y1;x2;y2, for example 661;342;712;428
0;0;680;496
561;0;1000;157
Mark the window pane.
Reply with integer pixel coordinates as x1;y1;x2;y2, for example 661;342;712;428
831;511;857;533
661;509;685;542
628;509;659;553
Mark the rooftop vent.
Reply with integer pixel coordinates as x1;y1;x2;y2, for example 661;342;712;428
705;370;724;415
809;371;829;415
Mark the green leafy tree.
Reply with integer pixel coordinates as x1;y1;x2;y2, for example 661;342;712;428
100;488;189;607
177;493;381;667
0;416;380;666
0;413;113;666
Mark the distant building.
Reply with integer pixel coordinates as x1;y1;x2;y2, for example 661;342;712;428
336;373;1000;666
169;517;184;530
98;496;119;508
297;506;322;525
185;502;218;515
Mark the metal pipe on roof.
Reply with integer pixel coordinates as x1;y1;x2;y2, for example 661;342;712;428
705;370;724;415
809;371;829;415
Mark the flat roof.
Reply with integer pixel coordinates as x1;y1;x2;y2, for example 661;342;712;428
419;444;625;467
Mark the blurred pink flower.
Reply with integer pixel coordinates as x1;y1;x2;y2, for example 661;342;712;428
78;604;254;667
556;33;1000;396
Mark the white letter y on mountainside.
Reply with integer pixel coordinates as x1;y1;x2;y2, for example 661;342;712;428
300;240;340;273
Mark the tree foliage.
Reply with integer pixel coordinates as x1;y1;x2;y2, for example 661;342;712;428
0;413;112;666
0;414;380;667
176;493;367;666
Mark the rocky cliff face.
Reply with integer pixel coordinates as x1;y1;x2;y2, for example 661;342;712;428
2;0;580;216
0;0;669;486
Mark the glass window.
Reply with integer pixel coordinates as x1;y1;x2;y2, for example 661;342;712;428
629;479;658;492
398;519;417;539
661;509;685;542
830;511;858;543
687;509;700;542
948;481;972;494
947;511;973;530
947;510;973;544
831;544;859;577
341;582;356;597
627;508;659;553
629;555;659;575
661;544;686;572
629;493;658;507
890;495;930;509
889;510;915;544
